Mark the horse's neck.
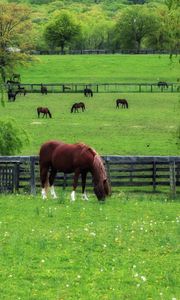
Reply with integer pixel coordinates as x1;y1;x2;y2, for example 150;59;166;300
92;154;106;182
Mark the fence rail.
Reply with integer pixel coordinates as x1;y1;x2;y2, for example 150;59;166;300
0;156;180;197
29;49;179;55
7;82;180;94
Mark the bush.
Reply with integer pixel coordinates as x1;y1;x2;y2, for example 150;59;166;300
0;119;29;155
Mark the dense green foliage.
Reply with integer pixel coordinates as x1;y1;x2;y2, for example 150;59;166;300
3;0;180;53
0;193;179;299
0;119;29;155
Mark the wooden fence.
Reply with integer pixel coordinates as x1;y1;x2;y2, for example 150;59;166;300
8;82;180;94
0;156;180;197
29;49;179;55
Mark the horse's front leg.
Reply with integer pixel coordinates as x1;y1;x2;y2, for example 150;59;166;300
49;168;57;199
81;171;89;201
71;169;80;201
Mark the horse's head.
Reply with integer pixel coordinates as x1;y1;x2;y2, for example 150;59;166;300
92;155;111;201
94;178;111;201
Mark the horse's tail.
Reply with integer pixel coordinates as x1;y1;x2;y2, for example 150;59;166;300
48;110;52;118
91;90;93;97
93;154;111;201
126;101;128;108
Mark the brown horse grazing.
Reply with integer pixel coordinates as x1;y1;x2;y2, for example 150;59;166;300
71;102;85;113
116;99;128;108
37;107;52;118
39;141;111;201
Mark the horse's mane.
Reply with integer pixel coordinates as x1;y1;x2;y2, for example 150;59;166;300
93;154;107;180
92;154;111;198
73;142;97;158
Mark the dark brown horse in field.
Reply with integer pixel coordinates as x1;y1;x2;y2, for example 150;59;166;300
157;81;168;89
116;99;128;108
84;88;93;97
7;90;19;101
39;141;111;201
37;107;52;118
41;84;48;95
71;102;85;113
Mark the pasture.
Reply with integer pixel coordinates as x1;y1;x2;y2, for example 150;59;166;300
19;54;179;84
1;54;179;299
0;193;179;300
1;92;179;156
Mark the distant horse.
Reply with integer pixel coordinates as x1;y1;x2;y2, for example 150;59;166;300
157;81;168;89
41;84;48;95
116;99;128;108
37;107;52;118
39;140;111;201
84;88;93;97
7;90;19;101
71;102;85;113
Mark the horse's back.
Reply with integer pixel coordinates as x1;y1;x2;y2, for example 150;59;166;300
52;142;95;172
39;141;63;165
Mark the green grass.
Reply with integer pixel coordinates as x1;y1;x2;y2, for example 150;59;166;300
0;193;179;300
19;54;179;84
1;92;179;156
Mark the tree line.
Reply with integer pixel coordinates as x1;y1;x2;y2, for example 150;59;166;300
0;0;179;82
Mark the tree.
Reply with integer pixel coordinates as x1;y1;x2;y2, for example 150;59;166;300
0;119;29;155
114;6;159;52
44;12;81;53
0;3;33;83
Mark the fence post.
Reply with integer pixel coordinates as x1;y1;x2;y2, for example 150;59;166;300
14;162;20;192
152;160;156;192
30;156;36;195
169;161;176;198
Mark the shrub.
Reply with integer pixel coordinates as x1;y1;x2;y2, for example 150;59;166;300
0;119;29;155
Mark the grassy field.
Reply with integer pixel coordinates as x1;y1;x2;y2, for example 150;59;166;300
0;193;179;300
1;55;179;300
19;55;179;84
1;92;179;156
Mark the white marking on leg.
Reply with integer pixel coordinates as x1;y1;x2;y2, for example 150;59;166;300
50;186;57;199
71;190;76;202
41;188;47;200
82;192;89;201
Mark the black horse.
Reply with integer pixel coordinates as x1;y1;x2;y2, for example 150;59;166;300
157;81;168;89
7;90;19;101
116;99;128;108
84;88;93;97
71;102;85;113
41;84;48;95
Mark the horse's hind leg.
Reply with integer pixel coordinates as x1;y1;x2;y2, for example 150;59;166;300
81;172;88;201
49;168;57;199
71;169;80;201
40;165;49;199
